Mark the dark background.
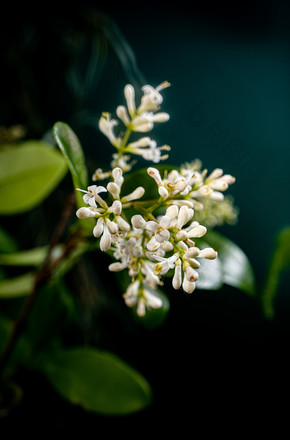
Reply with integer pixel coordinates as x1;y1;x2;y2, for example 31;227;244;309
1;0;290;434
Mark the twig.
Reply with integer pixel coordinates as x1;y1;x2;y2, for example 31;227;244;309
0;193;77;374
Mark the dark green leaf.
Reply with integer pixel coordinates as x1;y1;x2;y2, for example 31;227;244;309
37;347;152;415
261;226;290;319
203;230;256;295
0;226;18;253
53;122;88;207
0;142;67;215
25;279;77;353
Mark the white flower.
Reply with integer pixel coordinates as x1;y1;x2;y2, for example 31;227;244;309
98;113;121;147
120;83;170;133
131;213;172;251
147;167;190;199
123;280;163;317
126;137;170;164
130;111;169;132
137;81;171;113
124;84;136;118
76;206;100;219
77;185;108;209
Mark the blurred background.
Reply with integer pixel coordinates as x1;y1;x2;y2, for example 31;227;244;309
1;0;289;434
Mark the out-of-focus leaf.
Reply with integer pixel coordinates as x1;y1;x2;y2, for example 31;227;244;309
0;141;67;215
196;256;223;290
0;226;18;253
24;279;77;353
37;347;152;415
0;246;48;267
53;122;88;208
261;226;290;319
0;316;12;354
203;230;256;295
0;272;35;298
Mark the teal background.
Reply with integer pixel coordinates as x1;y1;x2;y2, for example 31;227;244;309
1;1;290;434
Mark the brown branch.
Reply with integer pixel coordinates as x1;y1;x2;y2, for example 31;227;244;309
0;192;78;375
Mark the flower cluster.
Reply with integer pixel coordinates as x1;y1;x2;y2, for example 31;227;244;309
96;81;171;176
76;167;144;251
147;163;235;208
76;81;237;317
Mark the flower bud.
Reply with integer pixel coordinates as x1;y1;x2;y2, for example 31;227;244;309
106;219;118;234
184;247;200;258
131;214;147;229
112;167;124;188
122;186;145;202
199;247;218;260
93;218;104;237
100;225;111;252
109;262;128;272
159;186;169;198
116;105;130;125
116;216;130;232
185;266;199;282
110;200;122;215
76;207;97;219
124;84;136;117
182;277;196;294
152;112;170;123
172;262;182;290
187;225;207;238
147;167;162;185
107;182;120;198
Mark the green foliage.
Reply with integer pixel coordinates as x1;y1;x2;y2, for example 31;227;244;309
0;246;48;267
261;226;290;319
0;226;18;253
0;272;35;298
36;347;152;415
0;141;67;215
53;122;88;207
200;230;256;295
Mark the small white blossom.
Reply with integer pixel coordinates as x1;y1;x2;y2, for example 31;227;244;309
123;280;163;316
98;113;121;148
126;137;170;164
137;81;171;113
124;84;136;118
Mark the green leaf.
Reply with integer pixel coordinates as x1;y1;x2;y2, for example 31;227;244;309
203;230;256;295
0;272;35;298
53;122;88;207
261;226;290;319
0;141;67;215
0;226;18;253
25;279;77;353
196;255;223;290
0;246;48;266
37;347;152;415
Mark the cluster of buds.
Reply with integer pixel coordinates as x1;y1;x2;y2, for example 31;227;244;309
76;81;237;317
96;81;171;176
